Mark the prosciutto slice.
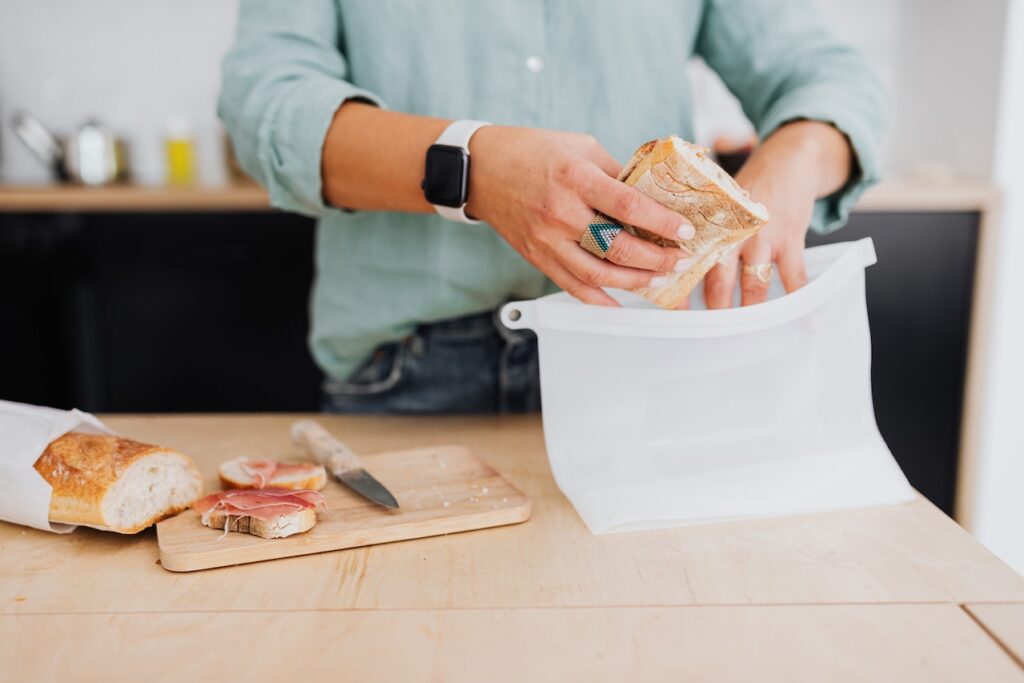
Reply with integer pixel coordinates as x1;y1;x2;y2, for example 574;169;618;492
239;458;319;488
194;488;325;522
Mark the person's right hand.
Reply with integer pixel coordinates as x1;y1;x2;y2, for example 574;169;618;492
465;126;695;306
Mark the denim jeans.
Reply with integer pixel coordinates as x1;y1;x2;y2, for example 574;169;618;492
322;308;541;414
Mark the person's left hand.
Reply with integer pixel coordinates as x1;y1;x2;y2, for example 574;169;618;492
698;121;852;309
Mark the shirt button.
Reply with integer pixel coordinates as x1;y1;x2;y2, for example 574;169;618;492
525;55;544;73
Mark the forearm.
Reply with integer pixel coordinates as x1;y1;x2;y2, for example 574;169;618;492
713;119;854;308
741;121;853;198
321;102;451;212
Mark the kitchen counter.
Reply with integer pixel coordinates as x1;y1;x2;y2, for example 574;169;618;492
0;183;269;212
0;179;999;213
2;414;1023;680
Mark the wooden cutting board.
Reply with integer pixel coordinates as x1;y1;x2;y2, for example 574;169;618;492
157;445;531;572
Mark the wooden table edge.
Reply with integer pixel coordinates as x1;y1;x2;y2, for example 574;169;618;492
962;603;1024;671
2;601;1008;618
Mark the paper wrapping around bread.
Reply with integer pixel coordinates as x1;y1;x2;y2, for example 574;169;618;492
617;136;769;309
33;432;202;534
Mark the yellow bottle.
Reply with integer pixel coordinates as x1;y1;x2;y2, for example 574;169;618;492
165;119;197;186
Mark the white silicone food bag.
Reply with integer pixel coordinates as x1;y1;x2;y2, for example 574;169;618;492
501;238;915;534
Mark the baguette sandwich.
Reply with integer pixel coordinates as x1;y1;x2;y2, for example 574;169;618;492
617;136;770;309
33;432;203;533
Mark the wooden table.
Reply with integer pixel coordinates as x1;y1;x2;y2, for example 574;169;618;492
2;414;1023;681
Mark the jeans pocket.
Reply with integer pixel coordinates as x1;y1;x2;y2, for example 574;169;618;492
323;340;408;397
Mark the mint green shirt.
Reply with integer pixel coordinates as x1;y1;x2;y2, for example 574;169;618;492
220;0;886;381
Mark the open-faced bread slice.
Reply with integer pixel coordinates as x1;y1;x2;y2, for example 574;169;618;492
218;456;327;491
194;488;325;539
618;136;770;309
201;507;318;539
33;432;203;534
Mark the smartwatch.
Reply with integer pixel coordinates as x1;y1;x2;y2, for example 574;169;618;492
421;119;490;224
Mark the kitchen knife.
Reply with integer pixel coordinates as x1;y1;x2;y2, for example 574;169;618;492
290;419;400;509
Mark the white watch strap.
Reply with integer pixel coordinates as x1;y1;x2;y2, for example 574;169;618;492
436;203;476;223
436;119;490;148
432;119;490;224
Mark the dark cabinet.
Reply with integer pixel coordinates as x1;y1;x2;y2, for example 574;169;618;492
0;212;321;412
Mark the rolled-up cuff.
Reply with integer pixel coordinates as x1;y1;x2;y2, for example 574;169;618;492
260;78;386;218
757;95;882;235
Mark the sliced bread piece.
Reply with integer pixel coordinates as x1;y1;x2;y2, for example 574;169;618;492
33;432;203;534
218;456;327;491
618;136;770;308
202;507;318;539
194;488;325;540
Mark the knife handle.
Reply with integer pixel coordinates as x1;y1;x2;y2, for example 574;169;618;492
290;419;361;474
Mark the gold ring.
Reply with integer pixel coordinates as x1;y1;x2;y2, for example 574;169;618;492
741;263;774;284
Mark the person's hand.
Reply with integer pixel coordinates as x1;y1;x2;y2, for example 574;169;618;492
466;126;695;306
701;121;853;309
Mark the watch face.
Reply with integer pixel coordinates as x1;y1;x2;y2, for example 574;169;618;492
423;144;469;208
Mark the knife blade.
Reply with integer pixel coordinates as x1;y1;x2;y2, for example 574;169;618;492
290;419;400;509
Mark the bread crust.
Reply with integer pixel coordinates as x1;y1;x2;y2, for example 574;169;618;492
33;432;202;533
618;137;769;308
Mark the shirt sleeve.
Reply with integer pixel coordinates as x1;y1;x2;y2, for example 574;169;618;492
695;0;887;234
218;0;386;218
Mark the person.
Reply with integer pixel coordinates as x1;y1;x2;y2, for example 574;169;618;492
219;0;884;414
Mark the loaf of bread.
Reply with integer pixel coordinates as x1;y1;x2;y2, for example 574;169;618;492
33;432;202;533
618;136;770;309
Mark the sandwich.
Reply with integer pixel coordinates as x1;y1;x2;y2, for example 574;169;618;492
33;432;203;533
218;456;327;491
617;136;770;309
194;488;326;539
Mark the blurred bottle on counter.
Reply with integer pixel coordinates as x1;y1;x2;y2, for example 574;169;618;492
164;118;197;185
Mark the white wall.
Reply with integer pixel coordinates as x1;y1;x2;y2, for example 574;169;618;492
973;0;1024;573
887;0;1009;180
0;0;239;185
